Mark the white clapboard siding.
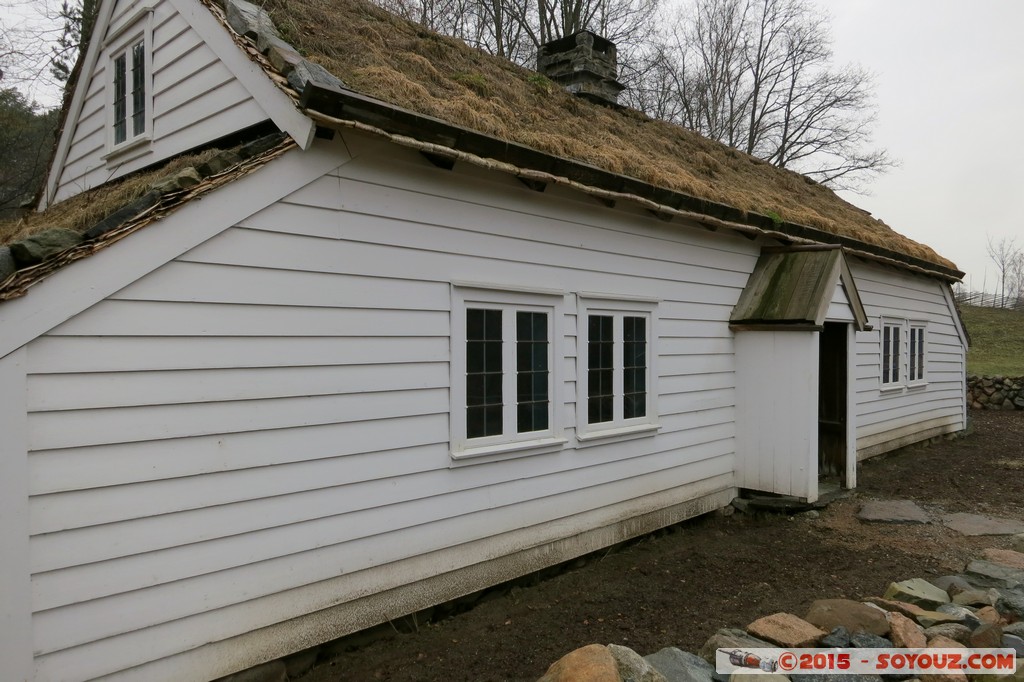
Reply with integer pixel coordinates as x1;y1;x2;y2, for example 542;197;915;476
26;134;754;679
52;0;268;203
851;260;965;457
826;279;855;322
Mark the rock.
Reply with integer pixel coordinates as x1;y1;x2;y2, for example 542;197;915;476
224;0;278;40
952;589;1000;607
730;498;751;514
0;246;16;280
935;604;981;629
645;648;715;682
969;623;1004;649
888;612;927;648
916;611;962;629
929;630;966;647
262;36;304;74
983;550;1024;571
83;190;163;240
965;561;1024;590
884;580;950;610
923;624;972;645
1012;535;1024;554
538;644;621;682
930;576;975;597
196;151;243;178
282;648;319;679
976;606;1003;625
1004;635;1024;657
942;514;1024;537
609;644;667;682
821;627;851;648
805;599;891;637
850;632;892;648
238;133;286;160
858;500;930;524
700;629;773;664
220;660;287;682
866;598;929;620
747;613;827;648
1005;623;1024;638
151;167;202;194
9;228;83;266
801;510;820;520
996;590;1024;623
1015;397;1024;409
286;59;347;93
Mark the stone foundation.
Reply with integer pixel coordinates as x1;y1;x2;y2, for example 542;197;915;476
967;375;1024;410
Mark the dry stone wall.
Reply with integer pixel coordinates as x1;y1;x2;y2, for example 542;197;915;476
968;375;1024;410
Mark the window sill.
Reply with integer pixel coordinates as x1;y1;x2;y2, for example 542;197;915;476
576;422;660;447
907;381;928;390
879;384;904;394
103;135;153;165
450;436;567;466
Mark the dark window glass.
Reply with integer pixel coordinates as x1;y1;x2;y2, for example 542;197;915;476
113;53;127;144
466;309;502;438
587;315;614;424
623;316;646;419
516;311;548;433
910;328;925;381
882;326;891;384
917;327;925;378
891;327;900;382
131;41;146;136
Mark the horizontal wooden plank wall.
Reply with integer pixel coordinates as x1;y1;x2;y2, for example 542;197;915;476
26;134;755;680
851;260;966;459
53;0;268;203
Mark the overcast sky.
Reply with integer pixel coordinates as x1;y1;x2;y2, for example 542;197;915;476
3;1;1022;289
826;0;1024;292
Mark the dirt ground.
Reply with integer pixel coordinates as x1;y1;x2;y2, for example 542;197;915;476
305;410;1024;682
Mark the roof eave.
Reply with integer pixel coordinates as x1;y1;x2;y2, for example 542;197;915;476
299;81;964;282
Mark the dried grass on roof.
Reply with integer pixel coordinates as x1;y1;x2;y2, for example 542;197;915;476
0;148;221;246
262;0;954;270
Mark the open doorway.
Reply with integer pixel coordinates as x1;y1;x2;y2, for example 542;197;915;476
818;322;848;486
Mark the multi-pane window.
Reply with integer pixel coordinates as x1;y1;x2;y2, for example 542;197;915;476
111;37;147;147
579;299;656;437
881;322;900;385
909;325;926;383
452;287;561;458
466;308;549;439
881;319;927;389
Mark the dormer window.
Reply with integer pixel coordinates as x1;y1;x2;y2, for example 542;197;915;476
113;39;146;145
104;9;153;158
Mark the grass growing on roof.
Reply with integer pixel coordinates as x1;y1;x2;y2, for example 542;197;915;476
960;304;1024;376
261;0;955;270
0;148;221;246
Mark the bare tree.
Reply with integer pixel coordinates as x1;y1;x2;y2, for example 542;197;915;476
623;0;894;190
986;235;1022;308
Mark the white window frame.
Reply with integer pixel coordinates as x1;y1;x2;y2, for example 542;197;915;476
880;318;903;390
104;8;154;159
450;284;566;462
880;317;928;392
908;321;928;387
576;294;660;444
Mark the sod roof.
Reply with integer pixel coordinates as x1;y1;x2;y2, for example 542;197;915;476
255;0;958;274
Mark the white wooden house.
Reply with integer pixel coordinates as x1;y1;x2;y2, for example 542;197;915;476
0;0;968;679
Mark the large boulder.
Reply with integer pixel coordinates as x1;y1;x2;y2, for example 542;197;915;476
804;599;890;637
884;579;950;610
9;228;83;266
644;648;715;682
747;613;827;648
538;644;622;682
608;644;667;682
699;629;772;664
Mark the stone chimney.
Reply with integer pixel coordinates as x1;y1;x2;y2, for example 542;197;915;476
537;31;625;106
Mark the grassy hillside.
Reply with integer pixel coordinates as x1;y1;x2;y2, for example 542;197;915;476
960;304;1024;376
